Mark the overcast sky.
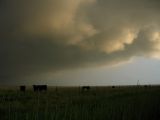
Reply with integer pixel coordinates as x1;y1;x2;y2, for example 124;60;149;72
0;0;160;85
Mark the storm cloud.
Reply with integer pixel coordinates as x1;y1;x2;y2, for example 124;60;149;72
0;0;160;82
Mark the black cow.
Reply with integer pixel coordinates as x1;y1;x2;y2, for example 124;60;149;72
20;85;26;92
112;86;115;88
82;86;90;91
33;85;47;92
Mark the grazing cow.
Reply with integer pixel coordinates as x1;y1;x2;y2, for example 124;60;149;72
20;85;26;92
82;86;90;91
144;85;150;88
112;86;115;88
33;85;47;92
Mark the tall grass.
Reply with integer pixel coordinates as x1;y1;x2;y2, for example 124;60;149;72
0;86;160;120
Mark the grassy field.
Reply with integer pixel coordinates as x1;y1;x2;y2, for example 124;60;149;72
0;86;160;120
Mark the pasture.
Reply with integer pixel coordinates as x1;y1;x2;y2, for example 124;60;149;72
0;86;160;120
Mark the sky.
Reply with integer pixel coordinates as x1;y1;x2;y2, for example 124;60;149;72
0;0;160;86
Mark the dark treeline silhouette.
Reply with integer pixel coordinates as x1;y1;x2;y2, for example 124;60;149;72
18;84;156;92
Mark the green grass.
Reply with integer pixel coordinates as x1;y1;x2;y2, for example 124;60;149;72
0;86;160;120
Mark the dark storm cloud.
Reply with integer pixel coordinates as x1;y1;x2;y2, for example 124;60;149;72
0;0;160;83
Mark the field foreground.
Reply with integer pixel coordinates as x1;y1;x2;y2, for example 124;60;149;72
0;86;160;120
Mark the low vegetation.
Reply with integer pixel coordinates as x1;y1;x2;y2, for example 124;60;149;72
0;86;160;120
